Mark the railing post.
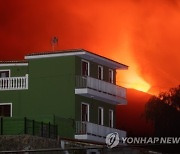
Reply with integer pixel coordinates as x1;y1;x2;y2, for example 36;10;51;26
8;78;10;89
41;121;43;137
21;78;22;88
48;122;50;138
32;120;35;135
1;117;3;135
24;117;27;134
26;74;28;89
55;125;58;138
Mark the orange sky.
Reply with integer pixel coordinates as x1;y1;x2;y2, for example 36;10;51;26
0;0;180;94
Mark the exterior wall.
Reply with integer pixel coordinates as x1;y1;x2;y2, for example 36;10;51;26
20;56;76;137
75;95;116;128
0;57;76;138
0;91;27;117
21;57;75;118
0;65;28;77
0;65;28;117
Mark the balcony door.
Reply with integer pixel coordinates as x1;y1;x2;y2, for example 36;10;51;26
81;103;89;122
98;65;103;80
82;60;89;76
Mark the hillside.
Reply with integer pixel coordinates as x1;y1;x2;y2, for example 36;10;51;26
116;89;154;137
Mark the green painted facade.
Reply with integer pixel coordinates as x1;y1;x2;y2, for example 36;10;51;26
0;50;126;139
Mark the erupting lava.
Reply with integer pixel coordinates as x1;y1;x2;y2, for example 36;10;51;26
110;33;151;93
118;70;151;93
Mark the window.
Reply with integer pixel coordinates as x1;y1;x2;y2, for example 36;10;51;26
108;69;114;83
82;60;89;76
98;65;103;80
0;70;10;78
0;103;12;117
109;110;113;128
81;103;89;122
98;107;104;125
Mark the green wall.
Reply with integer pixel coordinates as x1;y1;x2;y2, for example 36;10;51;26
75;95;116;128
0;65;28;77
21;57;75;117
21;56;75;138
0;65;28;117
0;57;76;138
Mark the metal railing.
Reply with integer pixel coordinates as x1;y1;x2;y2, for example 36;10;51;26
0;74;28;90
75;76;126;98
75;121;126;138
0;117;58;139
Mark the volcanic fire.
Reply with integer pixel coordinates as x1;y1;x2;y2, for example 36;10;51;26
0;0;180;94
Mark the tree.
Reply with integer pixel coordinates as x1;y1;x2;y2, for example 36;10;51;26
145;85;180;137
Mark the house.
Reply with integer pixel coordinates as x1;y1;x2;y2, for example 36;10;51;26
0;49;128;143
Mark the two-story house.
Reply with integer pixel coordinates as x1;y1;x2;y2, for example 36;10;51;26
0;49;128;143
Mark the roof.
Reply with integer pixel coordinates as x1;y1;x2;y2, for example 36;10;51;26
25;49;128;70
0;60;28;67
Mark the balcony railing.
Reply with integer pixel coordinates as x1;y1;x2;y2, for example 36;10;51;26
75;121;126;140
0;74;28;90
75;76;126;99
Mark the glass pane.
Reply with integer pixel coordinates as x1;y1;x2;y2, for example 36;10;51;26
0;71;10;78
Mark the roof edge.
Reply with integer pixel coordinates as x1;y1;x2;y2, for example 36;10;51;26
0;60;28;67
25;49;128;69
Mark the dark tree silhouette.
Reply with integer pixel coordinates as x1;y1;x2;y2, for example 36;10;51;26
145;85;180;137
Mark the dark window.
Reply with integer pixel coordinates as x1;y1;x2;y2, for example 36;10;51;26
109;110;113;128
109;69;113;83
98;107;103;125
82;60;89;76
0;104;11;117
81;103;89;121
98;66;103;80
0;71;10;78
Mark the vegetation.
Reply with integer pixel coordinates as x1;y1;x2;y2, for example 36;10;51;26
145;85;180;137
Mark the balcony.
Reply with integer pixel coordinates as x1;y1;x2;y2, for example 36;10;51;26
0;74;28;91
75;121;126;143
75;76;127;104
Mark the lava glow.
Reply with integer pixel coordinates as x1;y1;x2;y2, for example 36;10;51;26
112;32;151;93
117;67;151;93
121;72;151;92
0;0;180;94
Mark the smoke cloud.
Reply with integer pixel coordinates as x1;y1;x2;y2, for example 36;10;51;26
0;0;179;94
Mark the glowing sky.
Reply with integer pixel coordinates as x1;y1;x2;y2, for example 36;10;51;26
0;0;179;94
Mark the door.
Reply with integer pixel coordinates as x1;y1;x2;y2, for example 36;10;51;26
81;103;89;122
